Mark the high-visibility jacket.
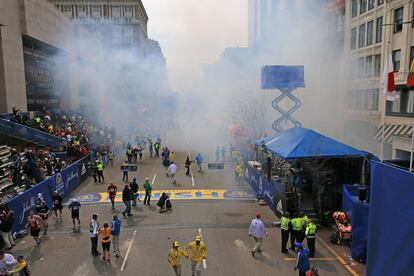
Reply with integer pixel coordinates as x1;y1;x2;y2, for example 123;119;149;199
101;227;111;243
301;215;309;227
168;247;185;267
291;218;302;231
97;164;104;172
184;241;207;262
281;216;290;231
305;223;317;238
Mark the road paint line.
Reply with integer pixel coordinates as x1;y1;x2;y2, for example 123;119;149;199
198;228;207;269
120;230;137;271
284;257;336;261
151;174;156;185
191;175;195;187
317;235;360;276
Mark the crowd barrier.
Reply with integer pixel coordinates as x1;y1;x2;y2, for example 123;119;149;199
0;118;66;149
5;154;91;235
244;162;285;216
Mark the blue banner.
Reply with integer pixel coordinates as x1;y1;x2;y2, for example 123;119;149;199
0;118;66;148
244;163;285;216
261;65;305;89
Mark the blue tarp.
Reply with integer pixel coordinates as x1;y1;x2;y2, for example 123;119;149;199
342;185;369;260
261;65;305;89
257;127;367;159
367;161;414;275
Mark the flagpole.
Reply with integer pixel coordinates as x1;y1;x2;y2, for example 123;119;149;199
410;118;414;172
380;44;390;162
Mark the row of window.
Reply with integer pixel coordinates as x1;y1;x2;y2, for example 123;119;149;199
351;0;384;18
387;89;414;116
60;5;133;16
350;16;382;49
349;54;381;79
347;89;379;111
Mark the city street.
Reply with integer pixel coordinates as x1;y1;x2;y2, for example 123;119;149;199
11;152;353;275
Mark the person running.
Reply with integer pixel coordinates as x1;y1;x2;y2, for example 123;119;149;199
143;178;152;205
107;182;118;210
7;255;30;276
249;212;268;257
184;235;207;276
68;199;81;231
36;201;50;235
168;241;185;276
167;162;177;184
90;213;101;256
52;191;63;221
195;153;204;173
157;192;169;213
121;161;129;183
111;215;121;257
25;211;42;245
185;156;192;176
100;222;111;263
121;185;134;218
129;178;139;206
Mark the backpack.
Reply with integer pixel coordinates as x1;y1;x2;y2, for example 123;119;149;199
166;199;172;209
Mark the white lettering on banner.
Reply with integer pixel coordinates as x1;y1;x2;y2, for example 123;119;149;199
258;177;264;194
19;197;36;224
55;174;64;194
66;170;79;190
276;200;283;214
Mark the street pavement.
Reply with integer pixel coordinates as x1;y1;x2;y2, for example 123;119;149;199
10;150;355;275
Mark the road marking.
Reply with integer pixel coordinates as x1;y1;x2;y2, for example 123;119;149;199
198;228;207;269
317;235;360;276
152;174;156;185
191;175;195;187
283;257;336;261
120;230;137;271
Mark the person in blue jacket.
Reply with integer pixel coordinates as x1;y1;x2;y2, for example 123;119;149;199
294;242;310;276
111;215;121;257
195;153;204;172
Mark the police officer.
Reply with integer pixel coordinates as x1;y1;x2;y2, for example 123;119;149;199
280;211;291;254
290;212;303;250
97;161;104;183
305;219;317;257
121;161;129;182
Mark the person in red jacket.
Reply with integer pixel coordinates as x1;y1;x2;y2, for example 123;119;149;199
107;182;118;210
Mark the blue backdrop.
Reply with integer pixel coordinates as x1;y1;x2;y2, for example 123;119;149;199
261;65;305;89
367;161;414;275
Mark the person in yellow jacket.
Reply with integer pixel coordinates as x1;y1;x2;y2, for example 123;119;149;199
235;163;244;185
184;235;207;276
7;255;30;275
168;241;185;276
169;151;176;162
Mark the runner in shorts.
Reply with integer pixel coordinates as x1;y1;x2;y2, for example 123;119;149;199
25;211;42;245
52;191;63;221
107;182;118;210
68;199;81;231
36;201;50;235
100;222;111;263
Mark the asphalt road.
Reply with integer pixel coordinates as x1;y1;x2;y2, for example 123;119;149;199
10;150;353;276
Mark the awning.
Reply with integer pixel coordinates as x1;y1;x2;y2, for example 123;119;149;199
374;124;413;143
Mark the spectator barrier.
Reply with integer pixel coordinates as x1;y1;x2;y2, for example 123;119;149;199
5;154;91;236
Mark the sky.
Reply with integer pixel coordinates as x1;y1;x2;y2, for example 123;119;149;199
142;0;248;92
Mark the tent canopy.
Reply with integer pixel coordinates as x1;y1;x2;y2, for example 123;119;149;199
255;127;368;159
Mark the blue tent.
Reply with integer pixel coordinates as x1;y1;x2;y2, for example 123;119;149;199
256;127;367;159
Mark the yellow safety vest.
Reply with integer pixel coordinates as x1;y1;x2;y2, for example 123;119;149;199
97;164;104;171
305;223;317;238
280;216;290;231
301;215;309;227
292;218;302;231
184;241;207;262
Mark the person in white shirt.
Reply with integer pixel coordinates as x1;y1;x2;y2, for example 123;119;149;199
89;213;101;256
0;251;16;275
167;162;177;184
249;212;268;257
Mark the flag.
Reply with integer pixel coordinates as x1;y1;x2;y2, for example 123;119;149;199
381;53;396;101
407;59;414;88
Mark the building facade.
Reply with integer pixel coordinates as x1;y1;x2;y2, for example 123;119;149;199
343;0;414;159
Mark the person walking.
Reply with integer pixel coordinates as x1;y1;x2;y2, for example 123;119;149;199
305;220;317;257
1;211;15;250
168;241;185;276
249;212;268;257
107;182;118;210
149;142;153;158
143;178;152;205
291;213;304;250
195;153;203;173
97;161;105;183
108;151;114;167
121;161;129;183
294;242;310;276
90;213;101;256
68;199;81;231
280;212;291;254
184;235;207;276
100;222;111;263
185;156;192;176
129;178;139;206
121;185;133;218
111;215;121;257
25;211;42;245
167;162;177;184
52;191;63;221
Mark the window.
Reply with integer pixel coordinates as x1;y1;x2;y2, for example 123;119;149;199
410;46;414;67
347;89;379;111
351;27;357;49
367;21;373;45
359;23;366;48
368;0;375;10
412;4;414;28
366;55;373;77
377;0;383;5
78;5;86;13
374;54;381;76
62;5;71;12
394;7;404;33
387;89;414;116
352;0;358;18
124;6;132;13
392;50;401;72
124;17;132;23
111;6;121;18
358;57;366;78
376;17;383;43
360;0;367;14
